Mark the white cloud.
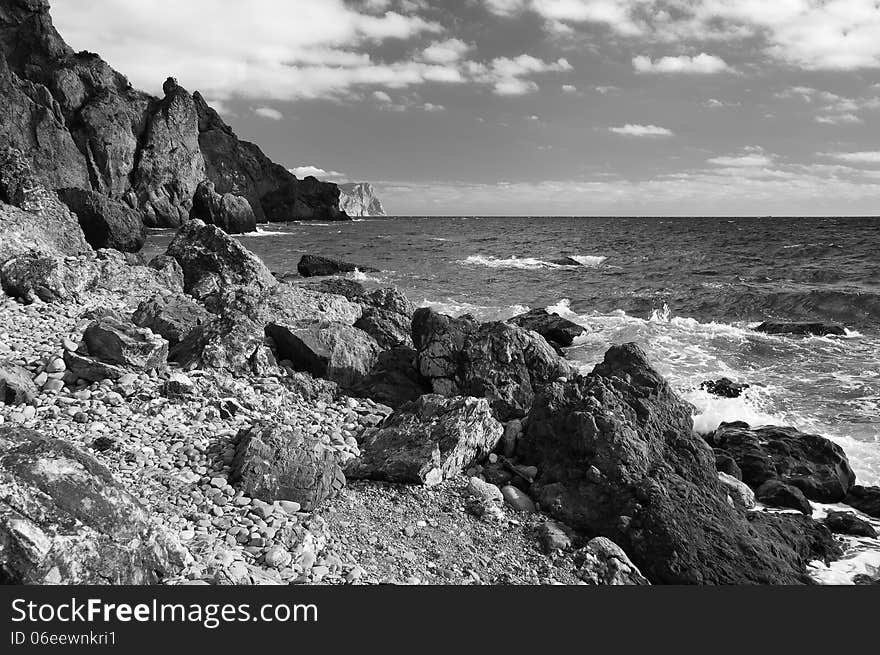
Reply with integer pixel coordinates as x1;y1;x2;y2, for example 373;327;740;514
707;148;773;167
609;123;673;137
703;98;740;108
482;54;573;95
206;98;234;115
253;106;283;120
420;38;471;64
562;84;577;93
289;165;346;179
633;53;730;74
815;113;863;125
372;90;393;103
423;102;446;111
822;151;880;164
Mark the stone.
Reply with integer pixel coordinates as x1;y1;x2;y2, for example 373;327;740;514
189;179;256;234
538;520;574;553
755;321;846;337
508;308;585;348
705;422;856;503
163;372;195;397
230;424;347;511
467;477;503;505
574;537;650;585
57;187;145;252
131;292;211;346
822;511;877;538
297;254;377;277
718;472;756;509
517;342;841;584
755;480;812;515
264;545;292;569
349;346;430;408
81;316;168;370
500;419;522;458
844;485;880;518
0;426;189;584
501;485;536;512
0;254;99;303
345;395;503;486
700;377;749;399
63;350;126;382
0;362;37;405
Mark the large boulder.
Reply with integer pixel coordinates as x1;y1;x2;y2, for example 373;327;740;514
517;343;841;584
704;422;856;503
189;179;256;234
845;485;880;518
57;187;144;252
345;395;503;486
0;362;37;405
0;426;189;584
131;292;212;346
165;219;277;307
508;308;585;348
822;511;877;538
351;346;431;408
230;424;346;511
297;254;377;277
755;321;846;337
265;321;380;388
0;254;99;302
412;308;574;421
65;316;168;381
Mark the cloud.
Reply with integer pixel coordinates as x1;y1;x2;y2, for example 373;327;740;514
703;98;740;108
822;152;880;164
420;38;471;64
289;165;346;179
707;147;773;167
815;113;862;125
206;98;234;116
481;54;573;95
609;123;673;137
253;106;283;120
777;86;880;124
633;53;730;74
562;84;577;93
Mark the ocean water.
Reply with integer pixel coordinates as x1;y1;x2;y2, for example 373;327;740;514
148;216;880;488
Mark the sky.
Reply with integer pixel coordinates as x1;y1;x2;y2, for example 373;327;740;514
52;0;880;216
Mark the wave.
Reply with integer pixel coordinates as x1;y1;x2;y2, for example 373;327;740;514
462;254;607;270
418;298;530;321
346;268;384;284
237;228;287;237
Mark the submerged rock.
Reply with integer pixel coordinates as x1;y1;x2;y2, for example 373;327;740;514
0;426;189;584
57;187;145;252
345;395;503;486
700;377;749;399
508;308;585;348
755;321;846;337
297;254;377;277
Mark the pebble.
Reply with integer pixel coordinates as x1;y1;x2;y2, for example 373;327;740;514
501;485;536;513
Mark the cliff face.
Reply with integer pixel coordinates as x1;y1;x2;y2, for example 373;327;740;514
338;183;386;217
0;0;347;228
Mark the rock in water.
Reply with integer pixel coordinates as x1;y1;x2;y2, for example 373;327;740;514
574;537;650;585
412;308;574;420
822;511;877;538
0;362;37;404
508;308;585;348
57;187;145;252
700;377;749;399
266;321;380;388
345;395;503;486
0;426;189;584
297;254;377;277
165;219;277;307
755;321;846;337
131;292;212;346
189;180;256;234
705;422;856;503
230;424;346;511
844;485;880;518
337;182;386;217
518;342;840;584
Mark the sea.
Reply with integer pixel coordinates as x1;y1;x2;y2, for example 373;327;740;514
146;215;880;583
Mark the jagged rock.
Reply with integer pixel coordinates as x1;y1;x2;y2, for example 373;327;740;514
131;292;211;346
93;249;184;296
265;321;380;388
755;321;846;337
297;254;377;277
189;179;256;234
705;422;856;503
718;471;756;509
169;312;264;373
193;92;347;222
517;343;841;584
755;480;812;515
508;308;585;348
165;219;277;307
81;316;168;370
0;254;99;302
345;395;503;486
845;485;880;518
146;254;184;289
412;308;574;421
57;186;144;252
700;377;749;399
63;350;127;382
0;362;36;404
574;538;650;586
338;182;386;217
230;424;346;511
822;511;877;538
162;372;195;398
350;346;431;408
0;426;189;584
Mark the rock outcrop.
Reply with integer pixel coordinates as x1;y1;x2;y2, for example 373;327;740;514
0;426;189;584
508;308;585;349
337;182;386;217
517;343;841;584
189;180;256;234
755;321;846;337
346;395;503;486
57;186;145;252
844;485;880;518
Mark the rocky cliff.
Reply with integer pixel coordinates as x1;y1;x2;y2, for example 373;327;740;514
0;0;347;231
338;182;386;217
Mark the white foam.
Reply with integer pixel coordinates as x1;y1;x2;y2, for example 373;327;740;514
462;254;606;270
419;298;530;321
236;228;286;237
346;268;383;284
567;255;607;267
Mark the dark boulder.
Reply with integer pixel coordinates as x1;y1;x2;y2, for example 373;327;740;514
230;424;346;511
0;362;36;404
131;292;212;346
297;254;377;277
508;308;585;348
755;321;846;337
65;316;168;381
844;485;880;518
345;394;503;486
0;426;189;584
705;422;856;503
412;308;574;421
265;321;380;388
822;511;877;538
350;346;431;408
57;187;144;252
517;342;841;584
189;179;256;234
755;480;812;514
700;377;749;399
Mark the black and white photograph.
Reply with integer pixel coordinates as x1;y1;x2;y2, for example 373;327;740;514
1;0;880;632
